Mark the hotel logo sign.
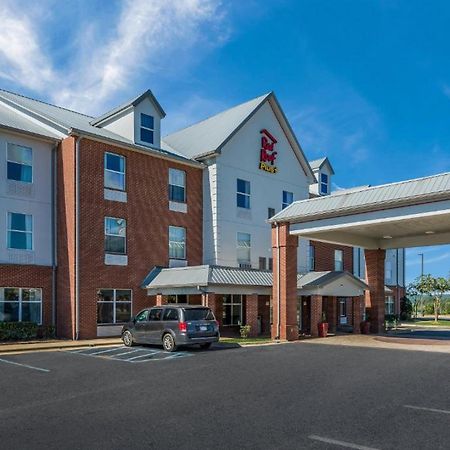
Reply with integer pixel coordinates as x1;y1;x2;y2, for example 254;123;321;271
259;129;278;174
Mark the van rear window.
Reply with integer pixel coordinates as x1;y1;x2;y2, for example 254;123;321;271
183;308;215;321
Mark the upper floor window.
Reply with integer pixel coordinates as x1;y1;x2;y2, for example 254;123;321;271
237;232;251;264
8;212;32;250
7;144;32;183
268;207;275;219
104;152;125;191
237;179;250;209
105;217;126;254
320;173;329;195
169;168;186;203
169;226;186;259
282;191;293;209
334;249;343;271
385;261;393;281
308;244;315;271
140;113;154;144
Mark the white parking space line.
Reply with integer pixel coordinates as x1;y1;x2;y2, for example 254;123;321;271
109;349;142;358
86;347;124;355
308;435;380;450
124;352;161;361
0;357;50;373
404;405;450;415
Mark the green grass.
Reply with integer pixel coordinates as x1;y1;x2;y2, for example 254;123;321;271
406;319;450;327
219;337;273;345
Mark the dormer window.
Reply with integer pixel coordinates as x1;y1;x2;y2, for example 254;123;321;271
140;113;154;144
320;173;329;195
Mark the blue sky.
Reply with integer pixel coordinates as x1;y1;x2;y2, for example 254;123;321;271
1;0;450;282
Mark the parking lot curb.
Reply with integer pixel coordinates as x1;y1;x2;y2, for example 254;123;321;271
0;339;123;354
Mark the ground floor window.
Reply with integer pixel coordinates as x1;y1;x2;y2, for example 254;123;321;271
167;294;189;304
97;289;132;324
0;288;42;324
385;296;395;315
338;297;347;325
222;294;242;326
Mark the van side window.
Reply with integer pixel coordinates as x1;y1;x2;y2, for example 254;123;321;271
163;308;179;321
135;310;148;322
149;308;163;321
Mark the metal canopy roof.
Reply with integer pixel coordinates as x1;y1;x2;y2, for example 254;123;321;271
272;172;450;250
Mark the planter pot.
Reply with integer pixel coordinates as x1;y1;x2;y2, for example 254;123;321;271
360;321;371;334
318;322;329;338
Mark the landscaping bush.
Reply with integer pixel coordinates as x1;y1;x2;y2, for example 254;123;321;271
0;322;55;341
240;324;251;339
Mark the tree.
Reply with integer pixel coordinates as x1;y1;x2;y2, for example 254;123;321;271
415;275;450;322
406;281;422;319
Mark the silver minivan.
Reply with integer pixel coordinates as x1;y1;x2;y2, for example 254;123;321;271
121;304;220;352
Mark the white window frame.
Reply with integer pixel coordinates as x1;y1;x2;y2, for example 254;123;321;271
334;249;344;271
385;296;395;315
320;172;329;195
104;217;127;255
236;179;251;209
97;289;132;325
308;244;315;271
0;287;42;324
169;168;186;203
237;232;251;264
282;190;293;209
104;152;126;191
7;143;33;183
169;226;186;260
140;113;155;144
222;294;243;326
7;212;33;251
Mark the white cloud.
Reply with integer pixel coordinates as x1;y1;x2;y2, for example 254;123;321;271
0;0;229;115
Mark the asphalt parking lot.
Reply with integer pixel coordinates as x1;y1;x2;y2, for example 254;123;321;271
0;342;449;450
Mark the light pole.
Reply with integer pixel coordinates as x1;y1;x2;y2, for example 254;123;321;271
418;253;424;279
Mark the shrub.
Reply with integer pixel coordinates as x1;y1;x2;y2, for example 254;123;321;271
0;322;56;341
240;324;251;339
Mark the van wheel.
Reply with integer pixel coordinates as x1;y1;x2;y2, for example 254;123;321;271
162;333;177;352
122;330;134;347
200;342;212;350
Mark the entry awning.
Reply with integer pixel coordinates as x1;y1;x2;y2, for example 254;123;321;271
142;265;368;297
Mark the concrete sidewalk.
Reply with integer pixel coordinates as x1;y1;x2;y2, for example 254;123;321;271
0;338;122;354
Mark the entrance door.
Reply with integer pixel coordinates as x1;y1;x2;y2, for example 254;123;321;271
298;296;311;335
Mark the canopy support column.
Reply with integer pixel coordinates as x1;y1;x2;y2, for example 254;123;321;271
364;249;386;333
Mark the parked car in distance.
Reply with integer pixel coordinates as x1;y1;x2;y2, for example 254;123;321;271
121;304;220;352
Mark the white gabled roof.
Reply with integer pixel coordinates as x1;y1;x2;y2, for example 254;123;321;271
271;171;450;223
309;156;335;175
163;92;315;181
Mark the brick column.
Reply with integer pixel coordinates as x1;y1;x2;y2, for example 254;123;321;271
272;223;299;341
326;296;337;333
245;294;259;337
310;295;323;337
365;249;386;333
202;292;222;326
156;294;168;306
352;296;364;334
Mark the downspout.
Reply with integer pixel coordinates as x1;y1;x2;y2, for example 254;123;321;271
51;144;58;328
275;223;281;340
75;137;83;340
396;248;400;315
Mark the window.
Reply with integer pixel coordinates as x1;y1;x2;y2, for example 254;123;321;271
282;191;293;209
169;168;186;203
259;257;267;270
169;226;186;259
236;179;250;209
308;245;315;271
268;257;273;271
334;249;343;271
105;217;126;254
222;294;242;326
0;288;42;324
385;296;395;315
140;113;154;144
7;213;32;250
385;261;392;281
320;173;329;195
237;232;251;264
104;153;125;191
167;294;189;304
268;207;275;219
162;308;179;321
184;308;215;321
97;289;132;324
7;143;32;183
135;310;149;322
149;308;163;321
339;298;347;324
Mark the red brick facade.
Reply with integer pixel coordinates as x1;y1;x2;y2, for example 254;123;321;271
365;249;386;333
56;137;203;338
310;240;353;272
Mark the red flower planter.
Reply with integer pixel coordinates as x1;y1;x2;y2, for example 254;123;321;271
318;322;329;338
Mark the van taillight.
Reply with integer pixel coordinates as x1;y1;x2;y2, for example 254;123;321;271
178;322;187;332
